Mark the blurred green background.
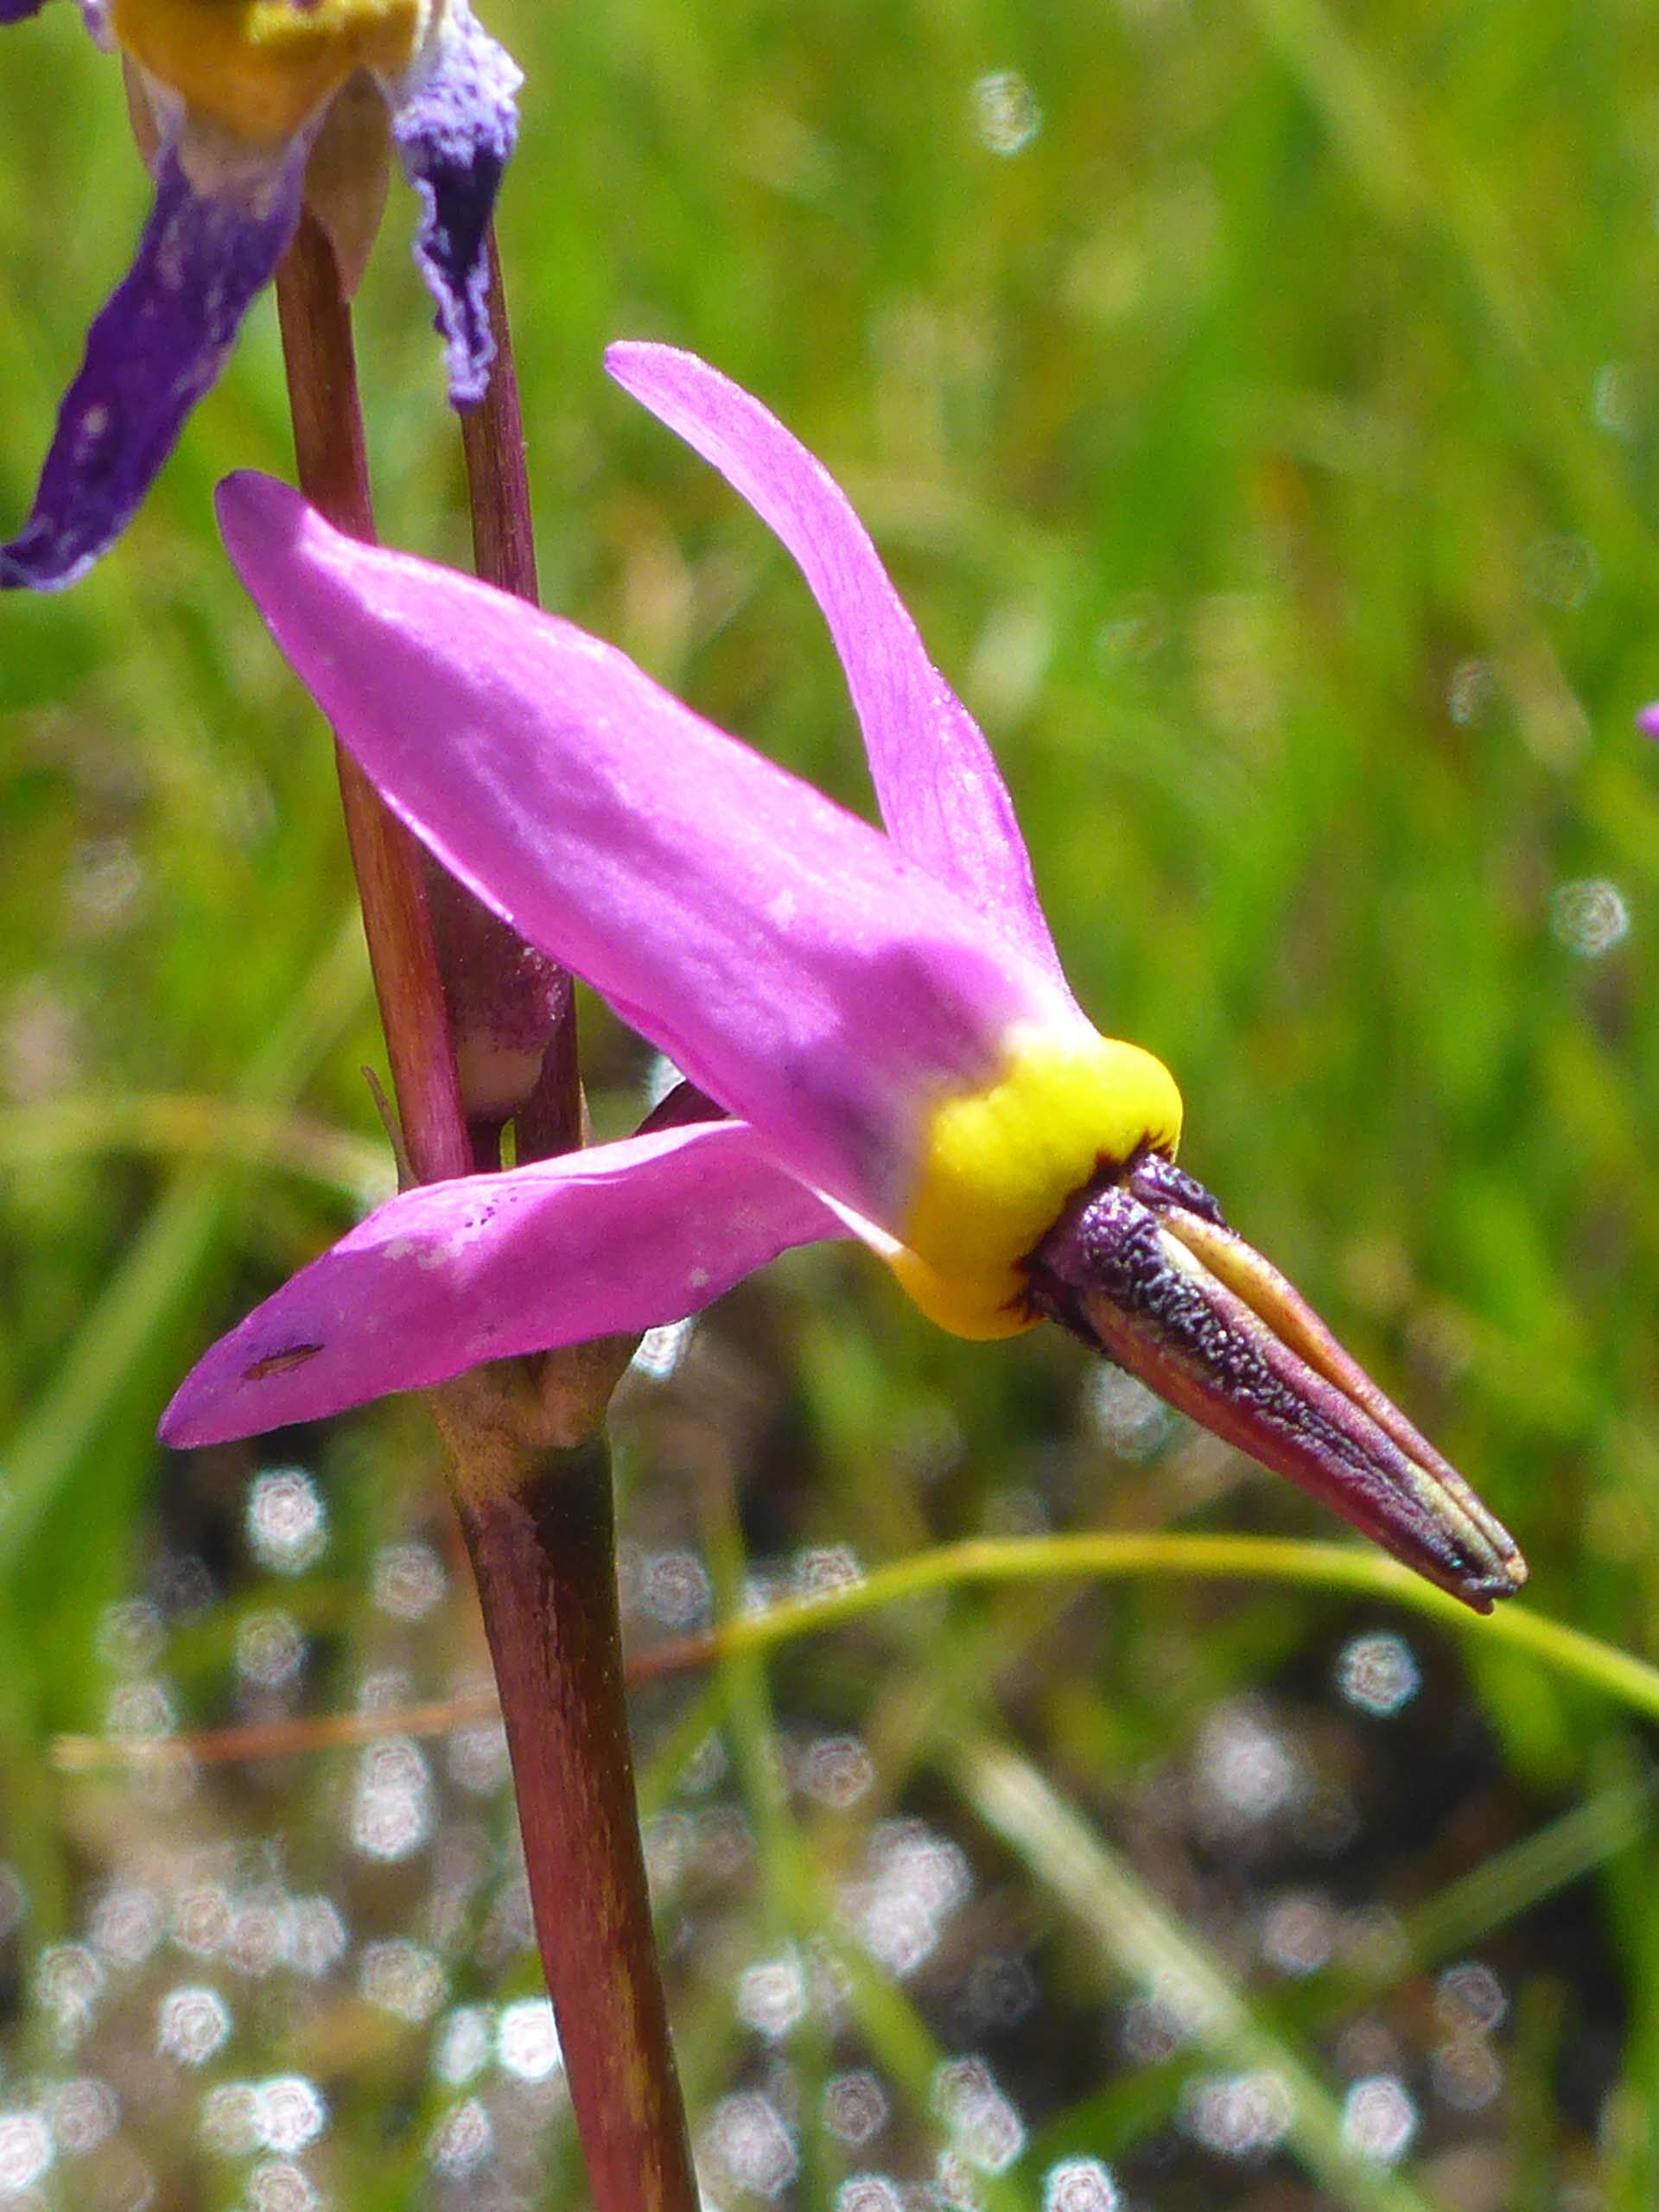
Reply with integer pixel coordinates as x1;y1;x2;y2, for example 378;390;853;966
3;0;1659;2206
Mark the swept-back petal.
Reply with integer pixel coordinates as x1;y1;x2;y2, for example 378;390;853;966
218;474;1073;1229
385;0;521;405
0;2;49;21
162;1119;843;1446
2;137;304;591
606;343;1065;987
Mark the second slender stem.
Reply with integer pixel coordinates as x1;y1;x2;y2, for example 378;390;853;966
460;228;542;607
456;226;585;1167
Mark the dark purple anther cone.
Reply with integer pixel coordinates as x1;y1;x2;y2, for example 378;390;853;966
1027;1154;1527;1612
1120;1149;1227;1229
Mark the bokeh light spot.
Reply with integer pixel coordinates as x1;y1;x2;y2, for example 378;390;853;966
1551;878;1629;958
707;2092;799;2198
971;70;1042;155
1181;2070;1294;2159
498;1999;563;2082
1341;2075;1417;2163
932;2056;1027;2174
359;1939;446;2024
736;1948;808;2041
251;2075;328;2154
245;1470;328;1574
349;1738;433;1861
429;2098;494;2177
1335;1632;1421;1717
823;2070;888;2148
0;2111;54;2196
371;1541;447;1621
1044;2158;1122;2211
1435;1960;1508;2035
158;1985;232;2067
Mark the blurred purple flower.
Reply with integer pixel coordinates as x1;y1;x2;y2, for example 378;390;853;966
162;346;1524;1610
2;0;519;589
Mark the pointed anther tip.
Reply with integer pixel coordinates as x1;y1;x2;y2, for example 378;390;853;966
1422;1529;1528;1615
1445;1548;1528;1616
1469;1554;1529;1611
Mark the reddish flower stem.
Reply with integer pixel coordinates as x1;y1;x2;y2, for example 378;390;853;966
273;210;696;2210
272;212;472;1187
447;228;695;2205
461;227;542;605
458;1446;700;2212
456;226;586;1166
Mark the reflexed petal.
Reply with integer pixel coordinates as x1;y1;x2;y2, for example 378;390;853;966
1;138;304;591
1638;702;1659;739
0;1;49;21
161;1119;843;1446
607;343;1065;987
217;474;1073;1227
385;0;521;405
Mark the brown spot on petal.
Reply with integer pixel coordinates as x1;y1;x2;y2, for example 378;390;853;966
243;1344;325;1382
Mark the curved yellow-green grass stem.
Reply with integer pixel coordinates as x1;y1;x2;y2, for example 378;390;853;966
632;1533;1659;1726
54;1534;1659;1775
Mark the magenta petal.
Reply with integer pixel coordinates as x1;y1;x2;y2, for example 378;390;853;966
161;1120;842;1446
217;474;1070;1228
606;342;1065;988
1638;703;1659;738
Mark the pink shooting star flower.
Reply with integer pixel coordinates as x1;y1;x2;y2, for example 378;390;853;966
162;344;1526;1613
